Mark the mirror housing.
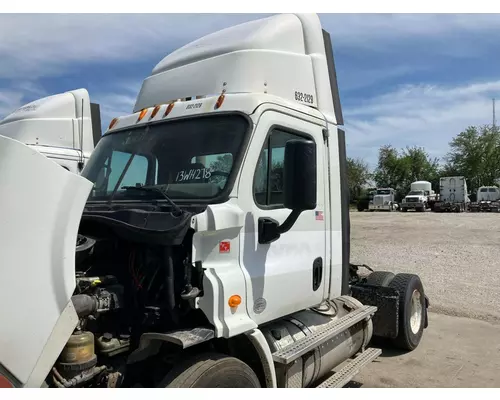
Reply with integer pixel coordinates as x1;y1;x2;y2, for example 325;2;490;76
258;139;318;244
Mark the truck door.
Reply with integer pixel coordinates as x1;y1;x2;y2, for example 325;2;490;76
238;110;328;325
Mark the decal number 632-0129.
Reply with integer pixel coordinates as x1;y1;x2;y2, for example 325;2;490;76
294;91;314;104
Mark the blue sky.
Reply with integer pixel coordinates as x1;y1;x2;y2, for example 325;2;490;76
1;13;499;168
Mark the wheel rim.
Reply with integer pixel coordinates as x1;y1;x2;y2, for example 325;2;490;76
410;289;423;334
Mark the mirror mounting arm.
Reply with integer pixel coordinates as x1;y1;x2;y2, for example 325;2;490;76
258;209;302;245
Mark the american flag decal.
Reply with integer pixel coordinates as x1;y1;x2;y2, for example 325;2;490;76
315;211;324;221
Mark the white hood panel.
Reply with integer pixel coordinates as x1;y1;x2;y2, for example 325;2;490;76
0;135;92;384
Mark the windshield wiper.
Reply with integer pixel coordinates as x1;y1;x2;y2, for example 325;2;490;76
121;185;183;216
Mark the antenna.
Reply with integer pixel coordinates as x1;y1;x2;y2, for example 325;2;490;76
78;98;85;171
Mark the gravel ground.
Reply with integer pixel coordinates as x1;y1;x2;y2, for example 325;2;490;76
350;210;500;324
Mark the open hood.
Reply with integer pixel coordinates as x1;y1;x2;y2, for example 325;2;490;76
0;135;93;387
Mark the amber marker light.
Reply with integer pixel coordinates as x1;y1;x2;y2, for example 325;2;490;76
108;117;119;130
150;105;161;119
214;94;225;110
228;295;241;308
137;108;148;122
163;102;175;117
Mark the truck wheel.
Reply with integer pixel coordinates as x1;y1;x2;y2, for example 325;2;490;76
160;353;261;388
365;271;395;287
389;273;426;351
357;204;364;212
401;208;407;212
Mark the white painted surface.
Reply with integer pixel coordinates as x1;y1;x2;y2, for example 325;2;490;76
0;89;96;173
477;186;500;202
0;135;92;384
439;176;468;203
133;13;338;124
237;107;328;325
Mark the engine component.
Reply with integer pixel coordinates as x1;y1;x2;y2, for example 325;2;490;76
75;235;96;266
59;331;95;365
71;284;124;318
96;333;131;357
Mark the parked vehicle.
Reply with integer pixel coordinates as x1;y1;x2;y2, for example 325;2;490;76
368;188;398;211
434;176;469;213
468;186;500;212
400;181;438;212
0;13;428;389
0;89;101;174
356;188;377;211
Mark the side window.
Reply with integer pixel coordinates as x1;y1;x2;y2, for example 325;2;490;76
253;129;310;207
106;151;149;191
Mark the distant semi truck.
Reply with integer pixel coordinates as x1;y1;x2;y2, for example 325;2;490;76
468;186;500;212
434;176;469;213
356;188;377;211
368;188;398;211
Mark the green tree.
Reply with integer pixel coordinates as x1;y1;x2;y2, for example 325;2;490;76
444;125;500;194
374;145;440;201
347;157;371;201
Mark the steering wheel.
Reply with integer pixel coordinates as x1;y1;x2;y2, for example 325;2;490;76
210;171;229;178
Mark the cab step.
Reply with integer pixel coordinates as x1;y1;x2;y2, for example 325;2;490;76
272;305;377;365
315;347;382;388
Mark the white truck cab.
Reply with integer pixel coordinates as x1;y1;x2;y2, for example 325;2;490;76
369;188;397;211
469;186;500;212
0;89;101;174
401;180;435;212
434;176;469;213
0;13;428;389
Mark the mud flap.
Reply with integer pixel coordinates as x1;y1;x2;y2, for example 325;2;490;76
350;284;399;339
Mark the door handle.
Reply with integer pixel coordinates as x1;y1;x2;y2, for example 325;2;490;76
312;257;323;292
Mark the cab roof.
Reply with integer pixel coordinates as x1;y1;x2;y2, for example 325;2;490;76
133;13;343;125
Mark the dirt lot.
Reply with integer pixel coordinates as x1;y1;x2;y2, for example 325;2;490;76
350;210;500;387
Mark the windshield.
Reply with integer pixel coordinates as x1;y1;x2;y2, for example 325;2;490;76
408;190;424;196
376;189;391;195
82;114;249;203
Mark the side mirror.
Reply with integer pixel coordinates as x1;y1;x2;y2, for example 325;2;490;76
258;139;317;245
283;139;317;210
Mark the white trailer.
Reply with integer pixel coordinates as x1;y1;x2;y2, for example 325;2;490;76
434;176;469;213
0;89;101;174
0;13;428;389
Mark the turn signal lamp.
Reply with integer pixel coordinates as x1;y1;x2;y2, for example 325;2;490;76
228;295;241;308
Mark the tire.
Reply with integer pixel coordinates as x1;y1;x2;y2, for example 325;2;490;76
365;271;395;287
160;352;261;388
357;204;364;212
401;208;407;212
388;273;426;351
